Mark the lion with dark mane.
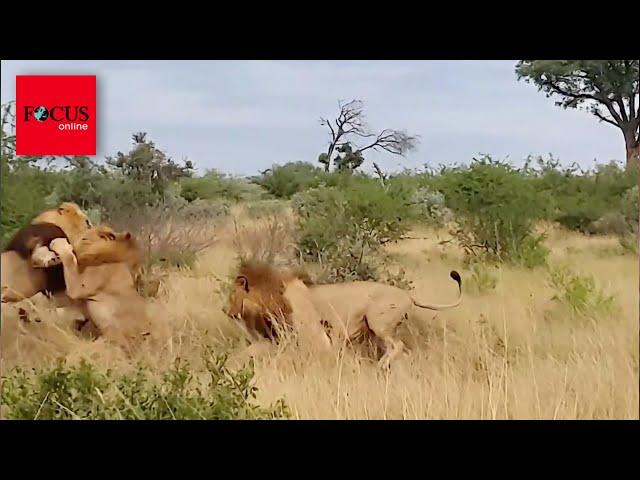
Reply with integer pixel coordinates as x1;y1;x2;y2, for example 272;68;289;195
223;260;463;367
223;260;331;349
1;202;92;303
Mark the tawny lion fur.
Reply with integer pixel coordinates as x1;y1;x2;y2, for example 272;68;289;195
1;202;93;303
224;261;462;367
49;225;166;354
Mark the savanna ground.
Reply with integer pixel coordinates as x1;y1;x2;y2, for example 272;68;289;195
2;204;637;419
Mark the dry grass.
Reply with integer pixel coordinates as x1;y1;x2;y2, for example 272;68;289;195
1;210;638;419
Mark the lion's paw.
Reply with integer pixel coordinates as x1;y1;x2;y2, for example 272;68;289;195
49;238;73;256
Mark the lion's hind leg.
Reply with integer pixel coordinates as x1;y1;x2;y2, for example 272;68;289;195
376;336;404;370
365;305;407;369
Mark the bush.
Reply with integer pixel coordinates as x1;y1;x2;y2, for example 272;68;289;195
588;212;631;236
292;181;411;282
548;265;617;317
618;235;638;255
251;162;328;198
434;156;548;266
45;169;165;222
0;352;289;420
180;170;266;203
532;159;637;234
407;185;454;227
109;202;221;271
0;159;64;246
621;185;638;233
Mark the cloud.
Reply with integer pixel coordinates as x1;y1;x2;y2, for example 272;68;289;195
0;60;625;175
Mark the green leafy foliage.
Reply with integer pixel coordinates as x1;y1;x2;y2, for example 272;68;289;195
432;156;549;266
515;60;639;167
531;160;637;234
0;351;289;420
251;162;330;198
292;180;411;282
180;169;267;202
1;157;64;246
548;265;617;317
515;61;639;112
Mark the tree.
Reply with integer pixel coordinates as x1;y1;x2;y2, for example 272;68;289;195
105;132;193;196
318;99;419;172
515;60;640;169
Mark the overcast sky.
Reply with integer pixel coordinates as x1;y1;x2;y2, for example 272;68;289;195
0;60;624;176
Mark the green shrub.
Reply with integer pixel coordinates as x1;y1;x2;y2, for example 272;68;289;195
251;162;329;198
548;265;617;317
621;185;638;233
618;235;638;256
510;234;550;269
0;352;289;420
180;169;266;203
434;156;549;266
292;181;411;282
0;159;64;246
533;160;637;234
45;170;165;222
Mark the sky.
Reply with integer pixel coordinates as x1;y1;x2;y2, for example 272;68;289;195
0;60;625;176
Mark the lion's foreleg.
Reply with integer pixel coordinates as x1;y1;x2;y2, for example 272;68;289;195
52;245;102;300
31;245;61;268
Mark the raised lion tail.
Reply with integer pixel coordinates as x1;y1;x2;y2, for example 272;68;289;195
411;270;462;311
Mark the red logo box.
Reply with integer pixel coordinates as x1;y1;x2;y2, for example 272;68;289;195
16;75;96;156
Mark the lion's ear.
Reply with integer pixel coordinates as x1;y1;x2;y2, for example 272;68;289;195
57;207;66;215
124;232;131;240
236;275;249;292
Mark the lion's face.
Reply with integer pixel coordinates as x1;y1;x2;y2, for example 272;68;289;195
223;273;291;339
34;202;92;241
73;225;141;272
223;275;259;319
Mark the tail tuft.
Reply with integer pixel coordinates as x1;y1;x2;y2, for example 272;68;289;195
450;270;461;290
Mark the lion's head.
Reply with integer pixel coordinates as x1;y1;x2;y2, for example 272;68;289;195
223;261;313;339
73;225;142;274
33;202;92;243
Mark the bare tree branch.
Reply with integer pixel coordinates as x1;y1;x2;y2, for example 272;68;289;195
593;110;620;128
615;97;629;122
601;98;625;125
358;129;419;156
318;99;419;171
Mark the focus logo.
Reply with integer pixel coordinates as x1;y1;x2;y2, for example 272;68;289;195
16;75;96;155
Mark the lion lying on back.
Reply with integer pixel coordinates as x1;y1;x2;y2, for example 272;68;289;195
49;225;163;354
223;260;462;367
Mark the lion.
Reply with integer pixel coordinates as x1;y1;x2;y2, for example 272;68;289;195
48;225;161;354
223;261;332;350
1;202;93;303
223;261;462;368
301;271;462;368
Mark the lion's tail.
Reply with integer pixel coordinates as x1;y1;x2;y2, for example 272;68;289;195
411;271;462;311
